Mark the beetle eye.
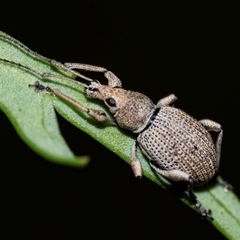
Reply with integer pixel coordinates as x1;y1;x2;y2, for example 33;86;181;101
106;98;116;107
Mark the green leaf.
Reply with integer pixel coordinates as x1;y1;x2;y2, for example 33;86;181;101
0;31;88;167
1;31;240;239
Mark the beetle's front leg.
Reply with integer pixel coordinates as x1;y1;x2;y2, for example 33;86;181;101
29;81;116;125
63;63;122;88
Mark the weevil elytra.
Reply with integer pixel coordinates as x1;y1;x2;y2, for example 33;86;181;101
0;34;231;219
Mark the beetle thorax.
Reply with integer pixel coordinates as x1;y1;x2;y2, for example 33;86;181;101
113;90;156;132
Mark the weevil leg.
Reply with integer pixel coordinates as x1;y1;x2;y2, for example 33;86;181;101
29;81;116;125
148;165;190;182
64;63;122;88
198;120;232;191
147;164;212;218
131;140;142;178
104;71;122;88
156;94;177;108
187;180;212;219
198;119;222;171
64;63;107;72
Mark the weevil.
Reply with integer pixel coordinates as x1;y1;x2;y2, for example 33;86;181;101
34;64;223;219
0;34;231;219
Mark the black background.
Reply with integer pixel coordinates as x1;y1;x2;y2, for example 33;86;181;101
0;1;240;239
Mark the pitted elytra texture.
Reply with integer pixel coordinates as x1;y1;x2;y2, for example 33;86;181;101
138;106;216;186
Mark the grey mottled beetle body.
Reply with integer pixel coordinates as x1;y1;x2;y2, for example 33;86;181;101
138;106;218;187
35;61;223;218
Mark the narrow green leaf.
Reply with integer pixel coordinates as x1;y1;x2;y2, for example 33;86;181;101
0;31;88;167
0;31;240;239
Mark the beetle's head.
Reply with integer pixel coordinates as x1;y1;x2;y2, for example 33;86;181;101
85;81;155;133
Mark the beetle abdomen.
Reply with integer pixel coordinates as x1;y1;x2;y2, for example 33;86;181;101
137;106;217;185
